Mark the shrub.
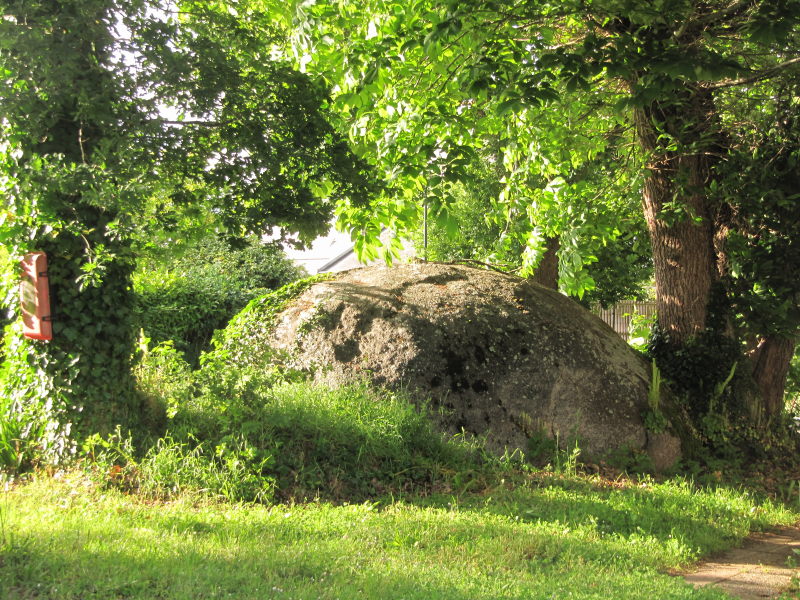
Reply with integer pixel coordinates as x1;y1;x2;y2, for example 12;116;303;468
195;274;332;377
133;335;194;430
133;237;305;366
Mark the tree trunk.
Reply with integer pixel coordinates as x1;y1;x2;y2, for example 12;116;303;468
751;336;796;421
634;88;795;422
634;91;721;344
532;236;560;290
639;157;718;343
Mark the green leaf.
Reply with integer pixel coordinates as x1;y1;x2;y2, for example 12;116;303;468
495;98;523;116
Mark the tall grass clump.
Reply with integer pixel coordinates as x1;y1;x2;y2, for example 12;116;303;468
109;377;485;503
0;400;28;474
176;380;483;501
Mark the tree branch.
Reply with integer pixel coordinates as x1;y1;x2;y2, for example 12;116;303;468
708;56;800;89
162;119;228;127
695;0;753;26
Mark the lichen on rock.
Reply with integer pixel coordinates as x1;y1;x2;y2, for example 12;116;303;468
240;263;680;468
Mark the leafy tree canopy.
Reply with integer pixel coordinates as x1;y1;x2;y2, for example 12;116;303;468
250;0;799;284
0;0;377;262
248;0;666;297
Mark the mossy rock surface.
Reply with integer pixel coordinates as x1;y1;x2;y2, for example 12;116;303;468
258;263;680;466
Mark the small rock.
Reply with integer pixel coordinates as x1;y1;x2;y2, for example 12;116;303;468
646;431;682;472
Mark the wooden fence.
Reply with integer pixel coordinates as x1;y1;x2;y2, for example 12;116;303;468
593;301;657;341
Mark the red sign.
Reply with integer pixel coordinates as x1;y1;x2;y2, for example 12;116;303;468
20;252;53;341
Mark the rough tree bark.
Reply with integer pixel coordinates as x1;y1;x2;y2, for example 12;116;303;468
633;90;720;345
532;236;560;290
751;336;796;420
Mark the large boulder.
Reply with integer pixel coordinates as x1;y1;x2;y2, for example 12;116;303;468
269;263;680;468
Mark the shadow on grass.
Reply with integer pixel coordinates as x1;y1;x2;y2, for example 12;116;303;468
409;473;777;559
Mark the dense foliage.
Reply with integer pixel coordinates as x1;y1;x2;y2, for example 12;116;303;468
0;0;375;462
716;78;800;340
414;157;653;307
134;237;305;365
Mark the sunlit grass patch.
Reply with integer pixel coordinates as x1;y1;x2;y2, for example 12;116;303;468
1;472;795;600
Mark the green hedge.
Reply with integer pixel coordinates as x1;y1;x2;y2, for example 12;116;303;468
133;238;305;366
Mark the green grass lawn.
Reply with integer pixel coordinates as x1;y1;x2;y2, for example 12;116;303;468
1;472;796;599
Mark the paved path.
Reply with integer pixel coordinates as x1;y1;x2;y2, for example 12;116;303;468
684;526;800;599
